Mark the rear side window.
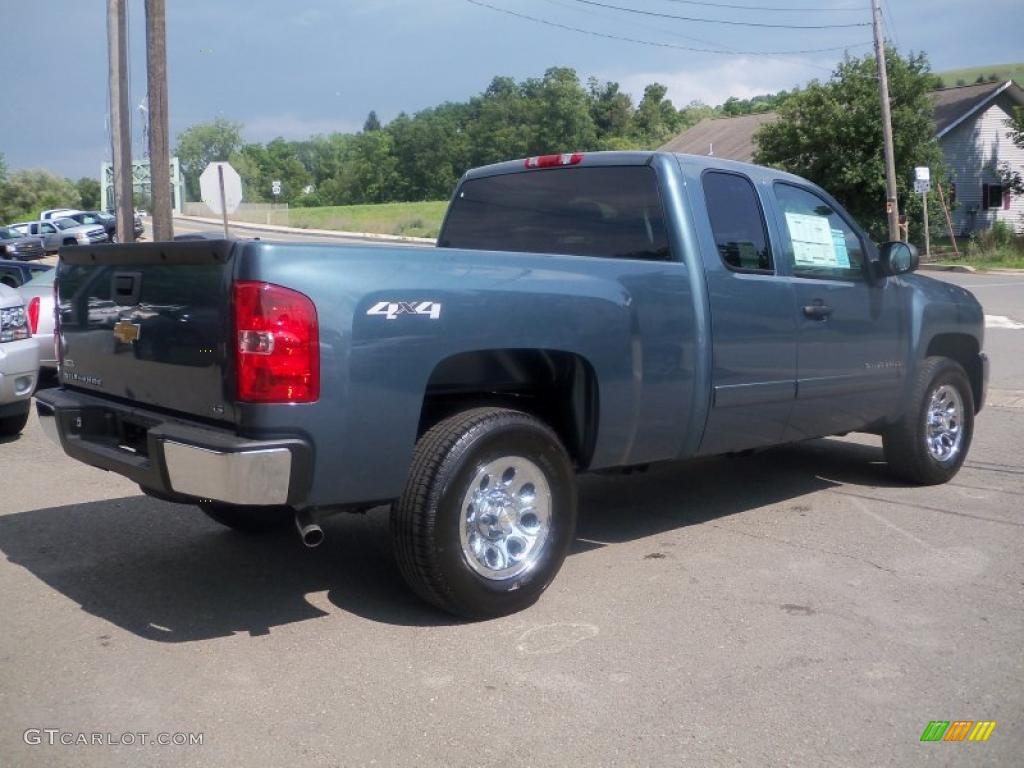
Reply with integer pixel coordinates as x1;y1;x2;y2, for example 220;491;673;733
439;166;671;261
774;183;866;281
702;171;773;272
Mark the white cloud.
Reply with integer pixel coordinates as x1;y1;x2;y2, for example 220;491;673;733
607;57;828;108
243;114;361;141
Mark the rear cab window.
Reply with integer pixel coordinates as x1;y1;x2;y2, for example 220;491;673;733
439;165;672;261
702;171;773;273
773;182;866;281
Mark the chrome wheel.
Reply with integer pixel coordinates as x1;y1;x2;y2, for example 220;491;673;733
460;456;552;581
925;384;964;462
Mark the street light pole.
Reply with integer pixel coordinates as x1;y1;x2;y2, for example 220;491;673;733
107;0;134;243
872;0;900;241
145;0;173;241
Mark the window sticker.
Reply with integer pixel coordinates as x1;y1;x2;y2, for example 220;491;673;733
785;212;841;268
830;229;850;268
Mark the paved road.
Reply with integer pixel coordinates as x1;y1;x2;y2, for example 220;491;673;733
171;216;430;246
0;272;1021;767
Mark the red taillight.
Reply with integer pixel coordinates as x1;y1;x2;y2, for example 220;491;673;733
524;153;584;169
27;297;40;334
234;281;319;403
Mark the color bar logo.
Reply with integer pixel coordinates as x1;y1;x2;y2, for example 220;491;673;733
920;721;996;742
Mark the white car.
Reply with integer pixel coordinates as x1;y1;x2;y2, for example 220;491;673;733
0;282;40;436
39;208;83;221
18;269;57;370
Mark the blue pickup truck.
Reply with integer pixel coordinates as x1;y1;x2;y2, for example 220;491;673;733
36;151;987;617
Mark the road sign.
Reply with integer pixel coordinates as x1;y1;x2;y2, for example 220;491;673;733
914;166;930;182
914;179;931;194
199;162;242;215
271;180;282;196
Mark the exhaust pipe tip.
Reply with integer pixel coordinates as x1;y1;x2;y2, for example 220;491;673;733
295;509;324;548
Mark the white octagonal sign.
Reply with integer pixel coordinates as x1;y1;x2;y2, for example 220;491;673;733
200;161;243;215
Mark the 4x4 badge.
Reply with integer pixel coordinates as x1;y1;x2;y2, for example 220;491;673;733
113;320;141;343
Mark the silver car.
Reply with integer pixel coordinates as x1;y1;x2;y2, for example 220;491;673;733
11;217;107;253
18;269;56;370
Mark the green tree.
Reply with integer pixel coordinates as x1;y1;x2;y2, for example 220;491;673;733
633;83;682;145
0;170;81;222
998;106;1024;195
75;177;101;210
587;78;634;144
363;110;382;132
754;50;945;238
387;103;470;200
527;68;597;154
0;152;7;185
466;76;535;166
174;118;244;201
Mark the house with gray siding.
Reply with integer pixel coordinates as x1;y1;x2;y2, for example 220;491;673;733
933;81;1024;234
660;80;1024;234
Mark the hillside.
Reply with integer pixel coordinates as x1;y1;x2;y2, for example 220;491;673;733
937;63;1024;87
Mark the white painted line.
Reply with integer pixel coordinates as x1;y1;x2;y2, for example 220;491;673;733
962;281;1024;289
984;315;1024;330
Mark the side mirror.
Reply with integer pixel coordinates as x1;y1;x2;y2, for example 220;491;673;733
878;241;919;277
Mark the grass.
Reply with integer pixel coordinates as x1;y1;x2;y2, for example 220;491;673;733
929;231;1024;270
287;200;448;239
936;62;1024;88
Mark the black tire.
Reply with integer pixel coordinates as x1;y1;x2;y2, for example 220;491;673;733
63;238;76;247
0;409;30;437
392;408;577;619
883;356;975;485
198;501;293;534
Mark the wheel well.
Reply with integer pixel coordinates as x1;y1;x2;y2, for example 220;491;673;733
926;334;982;411
419;349;599;469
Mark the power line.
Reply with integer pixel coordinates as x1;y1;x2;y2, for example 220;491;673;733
572;0;871;28
660;0;863;11
466;0;872;55
540;0;839;73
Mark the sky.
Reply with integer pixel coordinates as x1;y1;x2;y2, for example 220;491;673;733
2;0;1022;179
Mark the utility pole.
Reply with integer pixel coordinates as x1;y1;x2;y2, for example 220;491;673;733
145;0;173;240
872;0;900;241
107;0;134;243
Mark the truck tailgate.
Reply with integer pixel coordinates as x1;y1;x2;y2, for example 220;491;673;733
56;240;237;424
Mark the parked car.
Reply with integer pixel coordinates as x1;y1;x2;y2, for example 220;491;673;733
63;211;117;242
10;218;108;253
0;260;52;289
39;208;82;221
0;282;39;436
36;151;988;617
18;269;57;370
105;209;145;240
0;226;46;261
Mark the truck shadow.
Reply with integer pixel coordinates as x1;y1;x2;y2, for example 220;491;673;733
0;437;895;639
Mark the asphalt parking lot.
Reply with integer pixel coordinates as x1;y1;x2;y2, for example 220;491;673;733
1;271;1021;767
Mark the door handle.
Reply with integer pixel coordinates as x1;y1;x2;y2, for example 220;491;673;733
802;302;833;320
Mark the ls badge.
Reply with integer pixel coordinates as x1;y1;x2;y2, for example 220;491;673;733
113;320;141;343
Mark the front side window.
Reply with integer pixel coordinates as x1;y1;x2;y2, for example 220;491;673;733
40;223;56;234
774;183;866;281
702;171;773;272
439;165;672;261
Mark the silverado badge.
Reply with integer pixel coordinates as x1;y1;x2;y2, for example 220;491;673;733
113;320;141;344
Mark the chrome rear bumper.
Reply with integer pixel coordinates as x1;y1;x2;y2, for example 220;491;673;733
35;389;311;507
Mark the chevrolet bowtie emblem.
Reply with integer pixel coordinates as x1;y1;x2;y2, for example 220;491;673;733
113;320;141;344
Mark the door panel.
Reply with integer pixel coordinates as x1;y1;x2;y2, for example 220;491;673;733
693;170;797;455
769;183;905;440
